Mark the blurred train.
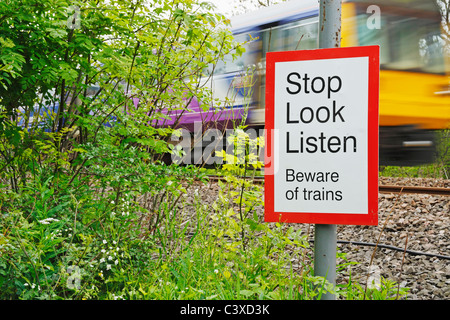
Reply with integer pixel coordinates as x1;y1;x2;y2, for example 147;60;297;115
170;0;450;166
15;0;449;167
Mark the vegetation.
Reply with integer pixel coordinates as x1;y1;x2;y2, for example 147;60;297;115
0;0;410;301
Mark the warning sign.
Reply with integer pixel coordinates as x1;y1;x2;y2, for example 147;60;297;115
264;46;379;225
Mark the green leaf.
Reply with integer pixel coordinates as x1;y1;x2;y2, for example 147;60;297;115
239;289;255;297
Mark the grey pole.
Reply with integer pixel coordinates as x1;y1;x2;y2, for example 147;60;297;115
318;0;342;49
314;0;341;300
314;224;337;299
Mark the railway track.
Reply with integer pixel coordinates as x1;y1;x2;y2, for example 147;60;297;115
206;175;450;197
377;185;450;196
191;174;449;299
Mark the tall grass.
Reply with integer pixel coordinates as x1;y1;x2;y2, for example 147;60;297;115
0;134;409;300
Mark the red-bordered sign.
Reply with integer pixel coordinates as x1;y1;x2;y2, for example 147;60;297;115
264;46;379;225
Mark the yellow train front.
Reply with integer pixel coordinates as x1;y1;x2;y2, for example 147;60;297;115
342;0;450;166
223;0;450;166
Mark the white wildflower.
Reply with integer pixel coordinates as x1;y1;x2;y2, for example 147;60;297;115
38;218;59;225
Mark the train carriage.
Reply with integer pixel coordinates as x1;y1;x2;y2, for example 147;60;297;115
17;0;449;167
196;0;450;166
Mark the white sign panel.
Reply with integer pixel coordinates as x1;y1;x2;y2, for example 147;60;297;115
265;46;379;225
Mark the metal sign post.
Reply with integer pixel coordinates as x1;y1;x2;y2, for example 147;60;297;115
314;0;342;301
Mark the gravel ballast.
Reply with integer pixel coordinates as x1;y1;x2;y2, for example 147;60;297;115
333;177;449;300
184;176;449;300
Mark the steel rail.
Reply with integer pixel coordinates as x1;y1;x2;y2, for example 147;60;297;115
378;185;450;196
206;175;450;197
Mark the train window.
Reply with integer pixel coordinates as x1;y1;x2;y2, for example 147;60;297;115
210;18;319;76
356;14;390;65
282;19;318;51
213;33;260;75
357;13;444;74
418;32;444;74
260;17;318;54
